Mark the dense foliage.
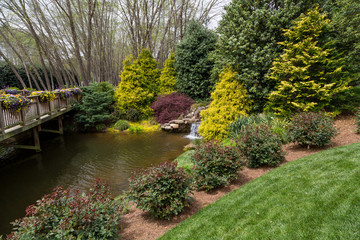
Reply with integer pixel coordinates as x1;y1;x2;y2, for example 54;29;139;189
229;114;290;144
114;49;161;118
236;124;284;168
74;82;114;130
175;21;217;100
289;112;337;147
198;68;251;141
114;119;130;131
159;52;176;94
128;161;192;219
192;141;244;191
151;92;194;124
267;7;349;117
7;180;123;240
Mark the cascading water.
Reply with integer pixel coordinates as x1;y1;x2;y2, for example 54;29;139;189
185;122;201;139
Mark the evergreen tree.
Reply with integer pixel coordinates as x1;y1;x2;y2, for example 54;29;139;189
114;49;160;117
267;6;350;117
159;52;176;95
198;67;251;141
175;21;217;100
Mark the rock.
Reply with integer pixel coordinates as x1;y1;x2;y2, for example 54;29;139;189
170;123;179;129
173;120;184;124
164;126;172;130
184;143;196;151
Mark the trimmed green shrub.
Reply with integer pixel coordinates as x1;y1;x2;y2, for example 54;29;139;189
128;161;192;219
175;21;217;100
356;108;360;134
159;52;176;94
267;6;350;117
192;141;244;191
74;82;114;130
95;123;106;131
114;120;130;131
7;180;123;240
236;124;284;168
198;67;251;141
289;112;337;147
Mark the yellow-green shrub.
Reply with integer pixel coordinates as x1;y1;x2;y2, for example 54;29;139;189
114;49;160;117
159;52;176;94
198;68;251;141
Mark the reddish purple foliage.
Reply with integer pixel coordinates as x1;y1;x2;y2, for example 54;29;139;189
151;92;195;124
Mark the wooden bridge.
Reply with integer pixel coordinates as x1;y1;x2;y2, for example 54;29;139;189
0;93;79;151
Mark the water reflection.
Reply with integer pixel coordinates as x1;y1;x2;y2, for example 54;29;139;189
0;131;190;236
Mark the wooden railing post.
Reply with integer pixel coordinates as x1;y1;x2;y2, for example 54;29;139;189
35;96;41;120
0;100;6;136
20;108;26;126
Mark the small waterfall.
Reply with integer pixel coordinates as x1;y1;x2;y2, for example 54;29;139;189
185;122;201;139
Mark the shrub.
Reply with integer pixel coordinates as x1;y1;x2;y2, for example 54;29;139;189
229;114;290;144
151;92;194;124
267;7;350;117
128;161;192;219
289;112;337;147
114;49;160;117
128;125;145;134
192;141;244;191
175;21;217;100
236;124;284;168
356;108;360;134
7;180;123;240
159;52;176;94
198;67;251;141
95;123;106;131
290;111;336;145
114;120;130;131
74;82;114;130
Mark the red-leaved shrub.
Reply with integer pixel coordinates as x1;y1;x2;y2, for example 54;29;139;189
151;92;194;124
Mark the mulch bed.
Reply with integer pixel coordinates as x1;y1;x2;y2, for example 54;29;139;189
119;115;360;240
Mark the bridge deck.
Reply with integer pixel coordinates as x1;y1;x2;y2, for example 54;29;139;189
0;93;78;142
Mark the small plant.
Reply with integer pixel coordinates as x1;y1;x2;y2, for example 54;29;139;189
128;161;192;219
289;112;337;147
151;92;194;124
192;141;244;191
0;94;31;111
114;120;130;131
6;180;123;240
356;108;360;134
237;124;284;168
95;123;106;131
122;108;141;122
128;125;145;133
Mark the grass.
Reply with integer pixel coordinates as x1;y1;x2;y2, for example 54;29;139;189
175;150;195;171
161;142;360;240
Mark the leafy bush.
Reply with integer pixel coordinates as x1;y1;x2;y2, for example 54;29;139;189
175;21;217;100
356;108;360;134
198;67;251;141
128;125;145;134
192;141;244;191
95;123;106;131
114;49;160;117
7;180;123;240
74;82;114;130
151;92;194;124
128;161;192;219
236;124;284;168
289;112;337;147
229;114;290;144
267;7;350;117
114;120;130;131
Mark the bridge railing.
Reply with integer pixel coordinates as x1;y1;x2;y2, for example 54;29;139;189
0;93;79;135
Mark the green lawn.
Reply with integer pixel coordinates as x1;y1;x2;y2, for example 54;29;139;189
161;142;360;240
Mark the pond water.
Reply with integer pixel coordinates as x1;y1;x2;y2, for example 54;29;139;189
0;131;190;236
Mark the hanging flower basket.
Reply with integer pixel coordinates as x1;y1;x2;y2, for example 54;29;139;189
30;91;56;103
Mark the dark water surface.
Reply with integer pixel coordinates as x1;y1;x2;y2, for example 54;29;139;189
0;131;190;236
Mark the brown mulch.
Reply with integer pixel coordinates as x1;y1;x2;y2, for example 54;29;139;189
119;115;360;240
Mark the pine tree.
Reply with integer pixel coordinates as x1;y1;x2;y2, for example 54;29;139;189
114;49;160;117
198;67;251;141
158;52;176;95
267;6;350;117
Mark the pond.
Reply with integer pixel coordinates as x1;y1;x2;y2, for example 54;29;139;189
0;131;190;236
